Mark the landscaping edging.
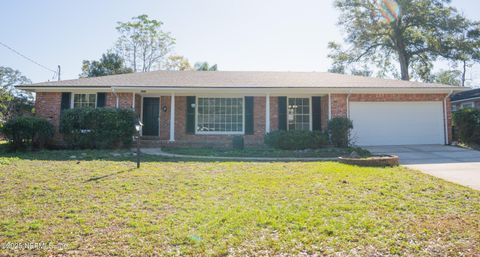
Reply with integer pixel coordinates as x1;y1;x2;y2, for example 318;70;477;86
338;155;400;167
140;148;338;161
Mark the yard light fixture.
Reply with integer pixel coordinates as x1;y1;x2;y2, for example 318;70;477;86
135;120;143;168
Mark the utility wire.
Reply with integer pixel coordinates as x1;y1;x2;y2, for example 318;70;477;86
0;41;58;77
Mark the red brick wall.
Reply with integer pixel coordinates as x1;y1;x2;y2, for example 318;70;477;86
244;96;266;145
134;94;142;118
106;92;133;109
35;92;62;141
159;96;171;140
269;96;279;131
331;94;348;117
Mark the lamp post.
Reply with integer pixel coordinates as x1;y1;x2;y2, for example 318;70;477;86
135;121;143;168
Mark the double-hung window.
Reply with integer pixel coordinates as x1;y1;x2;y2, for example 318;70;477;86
73;93;97;108
461;102;474;109
196;97;244;133
287;97;311;131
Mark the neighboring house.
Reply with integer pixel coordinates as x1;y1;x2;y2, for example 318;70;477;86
450;88;480;112
18;71;465;146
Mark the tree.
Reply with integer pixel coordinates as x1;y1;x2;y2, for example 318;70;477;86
80;53;133;78
329;0;477;81
163;55;192;71
446;22;480;86
115;14;175;72
0;67;33;122
430;70;463;86
194;62;218;71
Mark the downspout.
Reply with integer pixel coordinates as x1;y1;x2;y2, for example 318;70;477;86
112;87;119;108
346;91;352;118
444;90;454;145
328;93;332;120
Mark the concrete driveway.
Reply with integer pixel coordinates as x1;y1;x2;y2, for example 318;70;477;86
364;145;480;190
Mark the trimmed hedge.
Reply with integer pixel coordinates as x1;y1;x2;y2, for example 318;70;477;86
328;117;353;148
60;108;137;149
2;116;54;150
453;108;480;145
264;130;329;150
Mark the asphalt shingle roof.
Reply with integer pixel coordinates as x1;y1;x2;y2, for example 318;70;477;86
22;71;461;89
450;88;480;101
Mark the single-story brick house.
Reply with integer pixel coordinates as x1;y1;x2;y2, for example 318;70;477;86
18;71;466;146
450;87;480;112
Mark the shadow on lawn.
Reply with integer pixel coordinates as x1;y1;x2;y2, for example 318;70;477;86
84;167;136;182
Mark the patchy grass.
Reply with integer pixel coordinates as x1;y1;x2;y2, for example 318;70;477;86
162;146;371;158
0;148;479;256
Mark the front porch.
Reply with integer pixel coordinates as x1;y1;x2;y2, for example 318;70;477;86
132;92;332;147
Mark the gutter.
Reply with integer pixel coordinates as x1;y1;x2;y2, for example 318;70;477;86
444;90;454;145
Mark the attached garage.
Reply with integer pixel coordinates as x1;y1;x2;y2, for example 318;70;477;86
349;101;445;146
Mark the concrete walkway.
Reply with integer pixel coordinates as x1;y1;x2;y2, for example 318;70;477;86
365;145;480;190
140;148;337;162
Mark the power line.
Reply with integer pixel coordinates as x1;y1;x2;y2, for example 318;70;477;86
0;41;58;77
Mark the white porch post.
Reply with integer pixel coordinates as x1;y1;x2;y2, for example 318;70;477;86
328;93;332;120
169;93;175;142
265;94;270;133
132;92;135;109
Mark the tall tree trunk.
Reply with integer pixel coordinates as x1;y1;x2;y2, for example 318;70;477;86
462;60;467;87
398;52;410;81
133;45;137;72
393;24;410;81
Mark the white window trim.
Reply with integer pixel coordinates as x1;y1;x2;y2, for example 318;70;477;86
195;96;245;135
286;96;313;131
461;102;474;109
71;93;98;109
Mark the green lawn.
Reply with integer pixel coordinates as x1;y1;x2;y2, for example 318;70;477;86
0;148;479;256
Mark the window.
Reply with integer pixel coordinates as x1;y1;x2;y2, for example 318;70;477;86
196;97;244;133
461;102;474;109
287;97;311;130
73;93;97;108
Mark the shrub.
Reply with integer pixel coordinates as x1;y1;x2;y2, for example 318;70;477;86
232;135;244;150
60;108;136;149
453;108;480;145
2;116;54;150
264;130;329;150
328;117;353;148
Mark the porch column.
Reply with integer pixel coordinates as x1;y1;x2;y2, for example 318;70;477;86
169;93;175;142
265;94;270;133
132;92;135;109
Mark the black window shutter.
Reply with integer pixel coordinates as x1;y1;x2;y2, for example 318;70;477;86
61;92;71;111
312;96;321;131
244;96;254;135
278;96;287;131
96;93;106;107
186;96;196;134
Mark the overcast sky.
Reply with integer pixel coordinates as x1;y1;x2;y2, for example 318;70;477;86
2;0;480;86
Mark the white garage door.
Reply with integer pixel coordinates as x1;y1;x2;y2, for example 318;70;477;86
349;102;445;146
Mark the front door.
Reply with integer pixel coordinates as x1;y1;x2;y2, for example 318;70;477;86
142;97;160;136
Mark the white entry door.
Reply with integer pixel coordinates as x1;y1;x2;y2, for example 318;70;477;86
349;102;445;146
